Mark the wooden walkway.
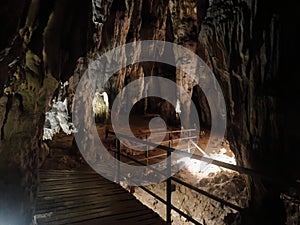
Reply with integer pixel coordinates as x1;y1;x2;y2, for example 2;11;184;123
34;169;167;225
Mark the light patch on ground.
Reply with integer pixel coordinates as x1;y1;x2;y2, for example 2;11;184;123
178;147;237;180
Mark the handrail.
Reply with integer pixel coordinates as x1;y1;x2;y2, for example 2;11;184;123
109;148;242;210
118;136;198;150
138;186;203;225
106;129;243;224
135;128;197;137
108;130;299;188
106;129;299;224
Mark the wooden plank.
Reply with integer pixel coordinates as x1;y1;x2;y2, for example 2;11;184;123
45;210;155;225
36;194;135;214
38;174;100;179
37;188;126;201
38;183;122;195
38;198;146;223
71;210;163;225
36;191;132;210
38;185;125;196
37;190;133;206
36;169;167;225
40;205;151;224
39;180;120;191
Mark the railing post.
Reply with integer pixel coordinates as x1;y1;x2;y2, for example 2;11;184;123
166;133;172;224
117;139;121;183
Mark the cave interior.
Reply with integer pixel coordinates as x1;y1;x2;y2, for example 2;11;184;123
0;0;300;225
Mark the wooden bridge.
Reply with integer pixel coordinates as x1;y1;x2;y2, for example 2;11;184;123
34;169;167;225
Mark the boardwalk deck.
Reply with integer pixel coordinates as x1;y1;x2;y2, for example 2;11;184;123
35;169;167;225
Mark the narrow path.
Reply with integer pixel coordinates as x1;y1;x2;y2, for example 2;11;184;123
34;169;167;225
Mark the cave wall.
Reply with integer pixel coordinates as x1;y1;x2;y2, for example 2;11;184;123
198;0;283;212
197;1;300;224
0;0;92;223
